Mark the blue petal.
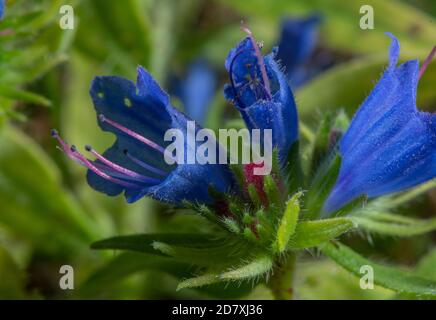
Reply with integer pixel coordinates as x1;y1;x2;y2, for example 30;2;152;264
276;14;321;78
323;34;436;213
224;37;299;162
179;60;216;125
88;67;235;204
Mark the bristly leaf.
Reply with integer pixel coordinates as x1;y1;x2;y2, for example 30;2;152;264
352;212;436;237
264;175;282;210
283;141;304;194
152;239;253;268
91;233;226;254
309;112;334;176
287;218;355;249
177;254;273;290
305;154;341;219
321;242;436;299
273;192;302;253
247;183;262;208
386;179;436;209
219;254;273;280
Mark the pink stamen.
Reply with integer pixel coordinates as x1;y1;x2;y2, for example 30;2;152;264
99;114;176;163
51;129;141;189
99;114;166;154
85;145;161;184
73;147;141;189
419;45;436;80
124;150;167;176
240;23;271;99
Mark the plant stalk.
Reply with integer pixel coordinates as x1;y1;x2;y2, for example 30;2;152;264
268;252;296;300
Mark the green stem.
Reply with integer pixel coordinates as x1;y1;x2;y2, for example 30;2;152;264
269;253;296;300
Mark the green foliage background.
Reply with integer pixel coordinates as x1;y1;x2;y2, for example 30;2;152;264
0;0;434;299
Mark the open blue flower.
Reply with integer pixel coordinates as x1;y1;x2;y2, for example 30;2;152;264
276;14;321;86
224;29;299;162
323;33;436;213
177;60;216;125
53;67;234;204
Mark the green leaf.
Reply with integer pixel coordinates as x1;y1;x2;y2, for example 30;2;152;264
288;218;355;249
177;254;273;290
219;254;273;280
284;141;304;194
247;183;262;208
305;154;341;218
386;179;436;208
0;85;52;107
264;175;282;212
91;233;225;254
152;239;252;268
308;112;334;175
321;241;436;298
352;213;436;237
416;249;436;281
296;260;393;300
273;192;302;253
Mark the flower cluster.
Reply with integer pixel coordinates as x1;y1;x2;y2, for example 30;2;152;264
53;26;435;295
54;31;435;214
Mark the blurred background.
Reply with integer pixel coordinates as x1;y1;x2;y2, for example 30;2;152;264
0;0;435;299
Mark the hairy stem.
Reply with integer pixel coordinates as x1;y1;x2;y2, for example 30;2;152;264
269;252;296;300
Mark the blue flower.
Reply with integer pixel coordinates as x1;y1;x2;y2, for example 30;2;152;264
52;67;234;204
224;29;299;162
276;14;322;86
178;60;216;125
0;0;4;19
323;33;436;213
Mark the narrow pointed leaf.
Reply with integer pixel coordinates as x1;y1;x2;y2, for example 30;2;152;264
352;216;436;237
321;242;436;298
287;218;355;249
152;240;251;268
305;154;341;218
91;233;225;254
274;192;302;253
219;255;273;280
178;254;273;290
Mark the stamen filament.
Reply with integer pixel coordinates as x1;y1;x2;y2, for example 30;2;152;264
241;23;271;99
99;114;177;163
51;129;141;189
85;145;161;184
419;45;436;80
71;146;141;189
124;150;167;176
98;114;166;154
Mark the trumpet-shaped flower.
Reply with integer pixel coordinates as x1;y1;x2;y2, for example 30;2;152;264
224;28;299;162
323;34;436;213
276;14;322;86
53;67;234;204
